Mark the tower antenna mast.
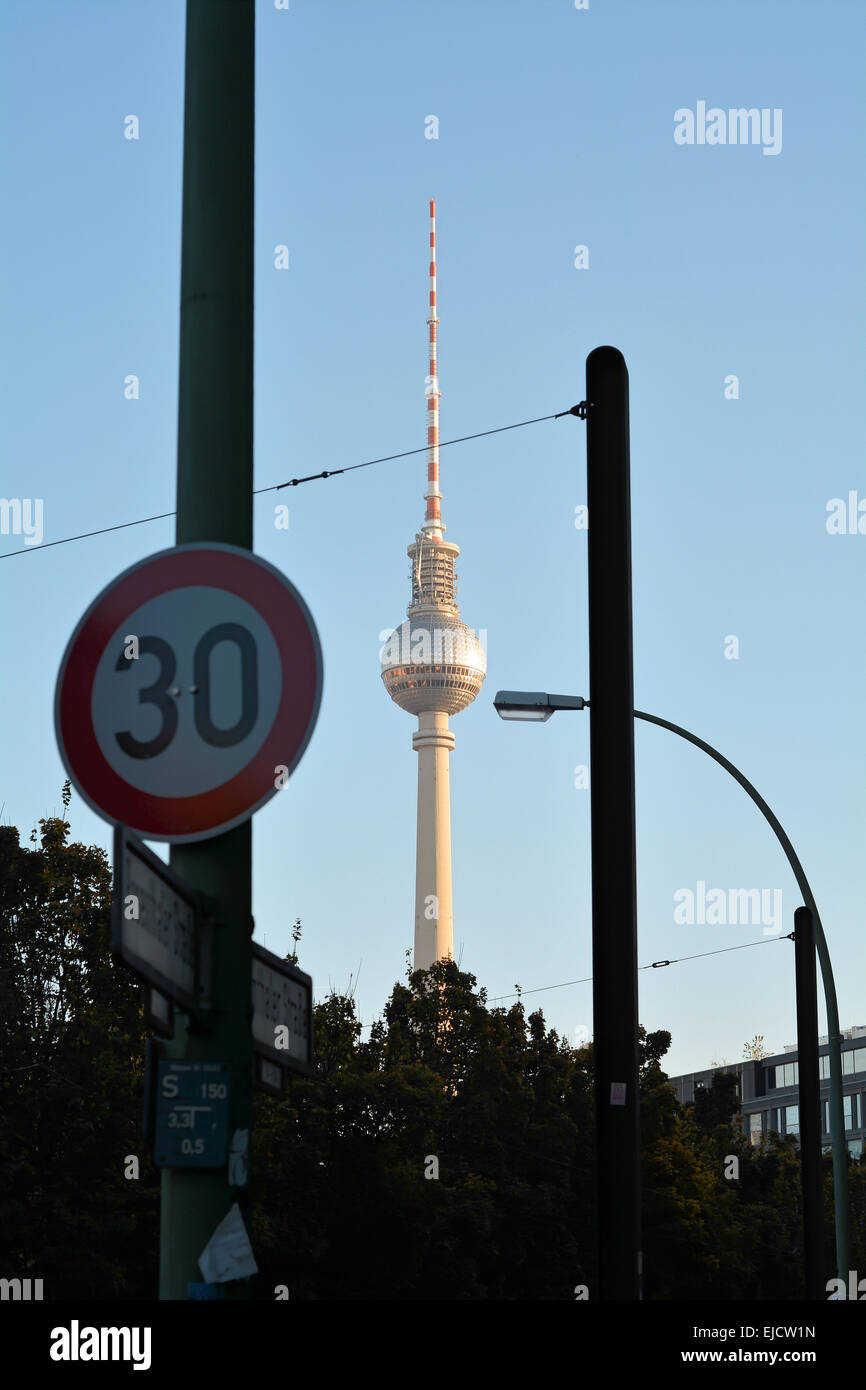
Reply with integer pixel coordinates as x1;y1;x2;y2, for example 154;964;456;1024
423;197;443;541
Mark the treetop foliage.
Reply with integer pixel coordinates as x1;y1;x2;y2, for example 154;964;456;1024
1;793;859;1299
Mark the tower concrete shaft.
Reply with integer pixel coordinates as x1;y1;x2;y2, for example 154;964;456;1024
412;711;455;965
380;201;485;971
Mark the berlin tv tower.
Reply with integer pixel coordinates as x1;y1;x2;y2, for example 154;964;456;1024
381;200;486;970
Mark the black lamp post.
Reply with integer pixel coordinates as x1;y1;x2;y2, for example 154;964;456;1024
494;690;848;1289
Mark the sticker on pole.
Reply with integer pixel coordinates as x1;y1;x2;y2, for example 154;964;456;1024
55;543;323;841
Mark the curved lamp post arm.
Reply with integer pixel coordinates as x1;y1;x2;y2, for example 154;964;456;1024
634;708;848;1281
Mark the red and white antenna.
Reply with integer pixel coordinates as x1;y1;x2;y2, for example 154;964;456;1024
422;198;443;540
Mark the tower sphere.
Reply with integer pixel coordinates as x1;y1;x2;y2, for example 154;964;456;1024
381;613;486;717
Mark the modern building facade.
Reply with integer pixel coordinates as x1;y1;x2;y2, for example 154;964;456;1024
380;201;486;970
667;1025;866;1157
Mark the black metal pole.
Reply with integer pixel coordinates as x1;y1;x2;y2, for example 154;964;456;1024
794;905;824;1299
585;346;641;1299
632;709;847;1277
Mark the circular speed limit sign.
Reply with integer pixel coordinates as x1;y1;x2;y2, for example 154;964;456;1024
55;544;323;842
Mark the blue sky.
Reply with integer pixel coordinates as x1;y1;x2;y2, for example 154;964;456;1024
2;0;864;1078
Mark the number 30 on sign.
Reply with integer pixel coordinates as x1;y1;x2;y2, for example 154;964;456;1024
55;544;323;842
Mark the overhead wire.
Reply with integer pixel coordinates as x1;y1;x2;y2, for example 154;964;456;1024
0;407;577;559
488;932;793;1003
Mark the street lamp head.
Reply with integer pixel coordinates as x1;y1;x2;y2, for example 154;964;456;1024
494;691;555;721
493;690;588;721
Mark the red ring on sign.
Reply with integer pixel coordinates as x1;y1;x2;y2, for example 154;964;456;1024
55;546;322;841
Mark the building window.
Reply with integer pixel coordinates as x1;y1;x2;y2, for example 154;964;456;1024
770;1062;799;1089
749;1113;763;1146
841;1049;866;1077
847;1139;863;1159
817;1051;866;1081
823;1096;860;1132
767;1108;779;1134
784;1105;799;1139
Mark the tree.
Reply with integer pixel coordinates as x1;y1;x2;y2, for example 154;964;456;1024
5;791;860;1300
692;1070;740;1135
285;917;302;966
251;957;595;1299
0;789;158;1298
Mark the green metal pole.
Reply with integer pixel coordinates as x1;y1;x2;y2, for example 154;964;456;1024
160;0;255;1300
633;709;849;1282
